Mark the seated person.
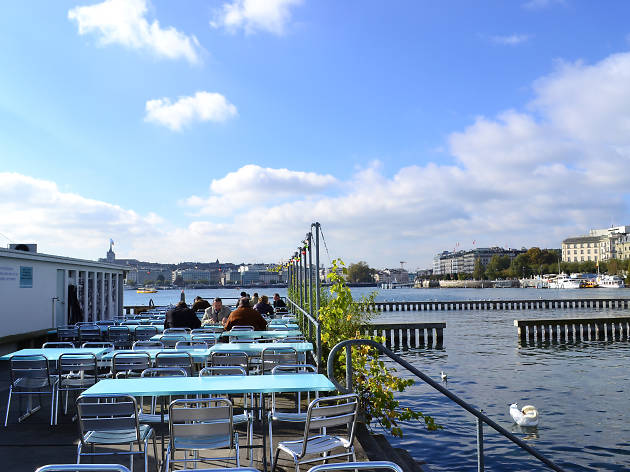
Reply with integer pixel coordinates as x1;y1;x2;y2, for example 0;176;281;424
202;297;231;325
251;292;259;306
191;296;211;312
223;297;267;331
253;295;274;316
164;301;201;330
273;293;288;312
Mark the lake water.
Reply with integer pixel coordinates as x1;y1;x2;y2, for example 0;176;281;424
124;287;630;471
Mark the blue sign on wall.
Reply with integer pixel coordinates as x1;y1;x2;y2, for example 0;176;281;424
20;266;33;288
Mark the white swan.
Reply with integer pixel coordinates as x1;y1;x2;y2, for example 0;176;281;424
510;403;539;427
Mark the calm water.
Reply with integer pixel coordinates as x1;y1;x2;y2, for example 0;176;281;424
124;287;630;471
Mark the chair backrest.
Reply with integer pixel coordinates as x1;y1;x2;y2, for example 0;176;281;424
191;335;217;347
81;342;114;349
36;464;132;472
176;340;210;350
210;351;249;371
199;366;247;377
160;335;187;349
280;336;307;343
164;328;190;334
302;394;359;457
112;352;151;378
76;394;141;446
141;367;188;378
133;325;159;340
261;347;298;374
108;326;131;343
57;326;78;342
228;337;258;344
78;325;102;342
9;355;52;387
307;462;404;472
133;340;164;350
271;364;317;375
43;342;75;348
193;326;224;333
155;351;193;376
230;325;254;332
95;320;117;326
58;353;98;384
168;398;234;448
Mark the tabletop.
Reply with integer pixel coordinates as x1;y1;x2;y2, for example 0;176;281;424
209;341;313;355
0;347;110;361
101;348;212;363
150;330;302;342
82;373;335;396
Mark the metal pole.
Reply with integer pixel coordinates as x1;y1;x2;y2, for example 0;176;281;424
298;250;303;309
345;344;353;393
313;222;321;319
477;416;485;472
308;232;314;318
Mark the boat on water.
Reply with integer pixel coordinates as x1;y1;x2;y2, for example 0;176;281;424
596;274;625;288
136;288;158;293
548;274;583;289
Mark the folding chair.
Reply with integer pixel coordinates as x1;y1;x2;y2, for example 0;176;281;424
36;465;131;472
165;398;239;471
191;335;218;347
210;351;249;372
134;326;159;341
57;326;78;344
261;347;298;375
111;352;151;378
56;353;99;423
76;394;158;472
272;393;359;472
133;340;164;350
4;355;57;426
155;351;193;376
199;367;253;464
307;461;404;472
160;336;186;349
267;364;318;467
78;325;102;344
108;326;132;349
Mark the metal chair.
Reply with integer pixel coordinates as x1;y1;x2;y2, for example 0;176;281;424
160;335;187;349
36;465;132;472
230;326;255;332
78;325;102;344
193;326;224;334
191;335;218;347
139;367;188;426
134;325;159;341
272;393;359;472
163;328;190;334
108;326;132;348
42;342;75;348
76;394;158;472
57;326;78;344
133;340;164;350
155;351;193;376
165;398;239;471
261;347;298;375
176;340;209;351
307;461;404;472
267;364;318;466
4;355;57;426
95;320;117;326
199;367;253;464
56;353;99;423
210;351;249;372
81;342;115;349
111;352;152;378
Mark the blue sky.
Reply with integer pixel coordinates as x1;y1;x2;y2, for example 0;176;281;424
2;0;630;269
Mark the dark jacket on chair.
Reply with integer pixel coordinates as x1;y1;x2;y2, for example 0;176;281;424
164;304;201;330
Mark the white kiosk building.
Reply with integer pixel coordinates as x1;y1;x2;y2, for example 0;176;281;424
0;245;125;350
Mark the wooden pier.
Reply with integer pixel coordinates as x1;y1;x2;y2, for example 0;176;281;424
514;316;630;344
363;322;446;348
372;298;630;312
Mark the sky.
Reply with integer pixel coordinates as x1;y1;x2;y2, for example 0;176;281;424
2;0;630;270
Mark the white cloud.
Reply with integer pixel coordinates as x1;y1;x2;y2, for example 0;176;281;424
491;34;531;45
145;92;238;131
6;50;630;268
210;0;302;35
68;0;202;64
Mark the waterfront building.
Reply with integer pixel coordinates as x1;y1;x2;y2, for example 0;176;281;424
433;247;525;276
561;225;630;263
375;268;410;284
0;245;124;350
172;268;219;284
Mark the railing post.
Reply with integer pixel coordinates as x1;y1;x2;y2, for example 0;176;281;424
313;222;321;322
345;344;353;392
307;232;314;322
298;250;303;310
477;415;485;472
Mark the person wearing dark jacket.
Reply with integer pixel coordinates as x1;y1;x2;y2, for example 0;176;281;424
191;296;211;313
253;295;275;316
223;297;267;331
273;293;288;312
164;301;201;330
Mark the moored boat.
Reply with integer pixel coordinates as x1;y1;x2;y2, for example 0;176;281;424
596;274;625;288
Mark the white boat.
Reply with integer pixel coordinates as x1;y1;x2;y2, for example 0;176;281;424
597;274;625;288
510;403;539;427
548;274;582;289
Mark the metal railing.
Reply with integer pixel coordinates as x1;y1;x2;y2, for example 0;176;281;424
287;297;322;370
327;339;567;472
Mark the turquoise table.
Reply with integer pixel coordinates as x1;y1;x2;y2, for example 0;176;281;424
150;333;221;342
150;330;302;342
0;347;110;362
101;348;212;364
210;341;313;355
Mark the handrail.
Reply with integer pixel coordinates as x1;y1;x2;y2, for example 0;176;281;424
327;339;567;472
287;297;321;370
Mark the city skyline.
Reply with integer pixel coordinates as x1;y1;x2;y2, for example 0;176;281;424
2;1;630;268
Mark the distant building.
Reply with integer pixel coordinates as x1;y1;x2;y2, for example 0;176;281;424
172;268;219;284
562;225;630;263
433;247;525;276
375;269;409;284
